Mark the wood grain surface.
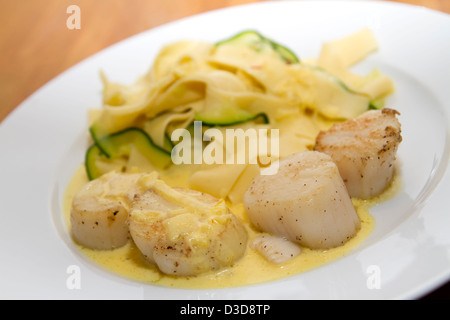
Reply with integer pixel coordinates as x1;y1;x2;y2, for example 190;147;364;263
0;0;449;300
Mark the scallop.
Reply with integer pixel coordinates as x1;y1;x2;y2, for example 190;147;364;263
250;234;301;264
315;108;402;199
244;151;360;250
70;172;144;250
128;174;248;276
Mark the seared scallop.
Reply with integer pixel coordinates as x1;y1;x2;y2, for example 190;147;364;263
128;174;248;276
70;172;144;250
244;151;360;250
250;234;301;264
315;108;402;199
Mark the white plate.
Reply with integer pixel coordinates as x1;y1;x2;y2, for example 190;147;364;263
1;0;449;300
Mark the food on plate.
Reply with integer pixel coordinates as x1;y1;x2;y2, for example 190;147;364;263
65;29;401;288
315;108;402;199
85;28;394;196
70;172;145;250
249;234;302;264
128;173;248;276
86;128;172;181
244;151;360;250
215;30;300;64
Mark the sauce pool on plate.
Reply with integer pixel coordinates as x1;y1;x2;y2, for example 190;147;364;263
62;164;400;289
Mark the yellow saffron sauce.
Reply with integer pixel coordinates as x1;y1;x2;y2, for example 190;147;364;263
63;164;401;289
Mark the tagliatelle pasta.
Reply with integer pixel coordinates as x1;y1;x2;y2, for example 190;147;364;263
87;29;394;203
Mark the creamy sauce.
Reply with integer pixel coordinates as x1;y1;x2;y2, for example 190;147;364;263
63;164;401;289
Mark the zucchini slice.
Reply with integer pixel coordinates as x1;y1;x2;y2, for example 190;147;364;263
85;144;109;181
85;144;130;181
194;104;269;127
216;30;300;64
304;66;371;119
86;127;173;180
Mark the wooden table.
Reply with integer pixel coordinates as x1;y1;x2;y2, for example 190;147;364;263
1;0;449;300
